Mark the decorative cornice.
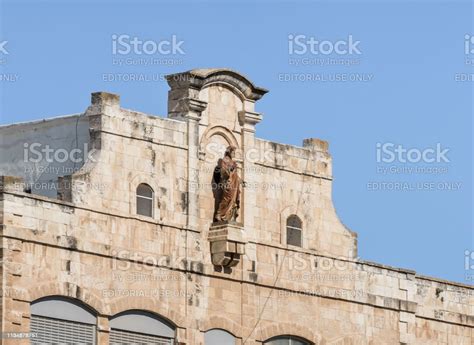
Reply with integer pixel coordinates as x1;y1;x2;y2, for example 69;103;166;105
168;97;208;120
166;68;268;101
238;110;263;127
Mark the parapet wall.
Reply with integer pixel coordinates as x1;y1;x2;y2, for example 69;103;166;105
0;114;90;197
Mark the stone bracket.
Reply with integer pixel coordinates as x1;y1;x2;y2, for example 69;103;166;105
208;222;246;267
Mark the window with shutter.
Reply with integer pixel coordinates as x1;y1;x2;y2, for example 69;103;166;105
264;335;310;345
31;315;96;345
109;328;173;345
109;310;175;345
205;329;236;345
30;296;97;345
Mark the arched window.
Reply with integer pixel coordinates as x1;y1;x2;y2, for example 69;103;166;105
286;215;302;247
205;328;235;345
265;335;310;345
109;310;175;344
30;296;97;344
136;183;154;217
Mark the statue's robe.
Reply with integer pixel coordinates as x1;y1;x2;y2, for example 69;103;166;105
214;155;241;222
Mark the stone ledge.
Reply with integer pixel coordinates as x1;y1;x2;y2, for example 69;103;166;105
208;222;246;268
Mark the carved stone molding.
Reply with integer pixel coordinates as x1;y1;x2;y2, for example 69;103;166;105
166;68;268;102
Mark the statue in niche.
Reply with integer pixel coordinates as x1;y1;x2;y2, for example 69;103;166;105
212;145;242;223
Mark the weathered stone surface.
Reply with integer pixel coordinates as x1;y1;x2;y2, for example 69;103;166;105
0;68;472;344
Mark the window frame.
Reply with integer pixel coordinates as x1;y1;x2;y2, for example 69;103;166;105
109;309;176;344
264;335;311;345
286;214;303;248
136;183;155;218
204;328;237;345
30;296;97;345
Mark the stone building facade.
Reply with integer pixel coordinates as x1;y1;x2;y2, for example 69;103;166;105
0;68;472;344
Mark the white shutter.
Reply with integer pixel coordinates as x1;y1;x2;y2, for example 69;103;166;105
31;315;96;345
110;328;173;345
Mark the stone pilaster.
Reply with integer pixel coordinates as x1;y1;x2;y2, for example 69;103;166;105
166;73;208;231
238;101;263;242
169;95;207;231
186;100;207;230
399;272;417;344
97;315;110;345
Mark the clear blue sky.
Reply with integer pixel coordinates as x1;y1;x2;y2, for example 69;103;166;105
0;0;472;283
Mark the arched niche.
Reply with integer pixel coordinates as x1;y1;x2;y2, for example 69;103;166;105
198;127;241;224
200;126;241;164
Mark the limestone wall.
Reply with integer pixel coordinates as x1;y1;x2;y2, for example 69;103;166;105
0;183;472;344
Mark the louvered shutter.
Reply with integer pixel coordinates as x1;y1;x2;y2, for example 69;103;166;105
30;315;96;345
110;328;173;345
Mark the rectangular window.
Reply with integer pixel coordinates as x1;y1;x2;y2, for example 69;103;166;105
287;226;302;247
137;195;153;217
